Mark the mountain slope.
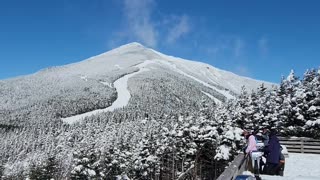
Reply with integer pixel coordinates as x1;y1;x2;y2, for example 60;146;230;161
0;42;275;125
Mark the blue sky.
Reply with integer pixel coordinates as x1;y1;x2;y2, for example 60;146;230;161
0;0;319;82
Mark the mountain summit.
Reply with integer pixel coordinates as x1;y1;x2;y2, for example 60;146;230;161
44;41;273;93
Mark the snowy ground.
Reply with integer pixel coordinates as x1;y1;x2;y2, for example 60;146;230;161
61;61;152;124
261;153;320;180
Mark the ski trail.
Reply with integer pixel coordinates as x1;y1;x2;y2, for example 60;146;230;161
62;61;153;124
156;60;234;99
201;91;222;104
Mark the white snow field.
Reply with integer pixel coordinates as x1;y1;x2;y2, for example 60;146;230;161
62;61;153;124
261;153;320;180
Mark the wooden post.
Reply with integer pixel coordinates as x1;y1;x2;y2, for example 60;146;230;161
301;137;304;153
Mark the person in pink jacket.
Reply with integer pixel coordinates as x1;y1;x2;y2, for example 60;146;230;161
243;130;258;173
246;132;257;153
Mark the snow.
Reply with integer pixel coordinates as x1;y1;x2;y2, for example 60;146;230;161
262;176;319;180
115;64;122;69
115;175;130;180
224;130;235;140
51;42;149;78
234;128;244;141
62;61;153;124
201;91;222;104
80;75;88;81
297;114;304;120
205;68;219;85
306;119;320;126
146;155;157;162
100;81;113;88
149;48;275;95
4;42;273;116
281;145;288;156
261;153;320;180
5;40;276;124
287;70;295;81
215;144;231;160
87;169;96;176
74;165;83;172
155;59;234;99
308;106;317;112
306;120;313;126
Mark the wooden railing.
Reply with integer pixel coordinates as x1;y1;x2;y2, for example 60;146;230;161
216;137;320;179
279;137;320;154
216;153;247;180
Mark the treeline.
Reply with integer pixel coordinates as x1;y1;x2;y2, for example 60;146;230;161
1;103;242;180
0;68;235;179
236;68;320;138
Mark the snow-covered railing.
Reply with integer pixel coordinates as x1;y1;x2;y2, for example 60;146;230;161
216;153;247;180
279;137;320;154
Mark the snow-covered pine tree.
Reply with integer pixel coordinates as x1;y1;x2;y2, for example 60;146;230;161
214;104;242;162
264;88;281;129
70;146;101;180
99;146;132;179
253;83;268;129
244;90;259;129
28;156;59;180
133;134;159;179
303;68;320;138
235;86;250;129
279;70;306;136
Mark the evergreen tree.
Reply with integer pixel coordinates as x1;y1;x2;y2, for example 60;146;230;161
0;164;4;179
71;147;101;180
133;135;159;179
28;157;58;180
280;70;306;135
303;68;320;138
235;86;250;128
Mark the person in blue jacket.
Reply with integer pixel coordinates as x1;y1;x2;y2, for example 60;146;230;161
263;129;281;175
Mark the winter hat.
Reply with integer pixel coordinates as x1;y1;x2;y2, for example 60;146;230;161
270;128;278;135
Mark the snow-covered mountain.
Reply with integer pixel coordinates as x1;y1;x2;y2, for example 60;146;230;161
1;43;319;180
0;42;275;125
6;42;314;180
38;42;273;94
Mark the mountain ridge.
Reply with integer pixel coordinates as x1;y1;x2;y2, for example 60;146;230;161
2;42;274;85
